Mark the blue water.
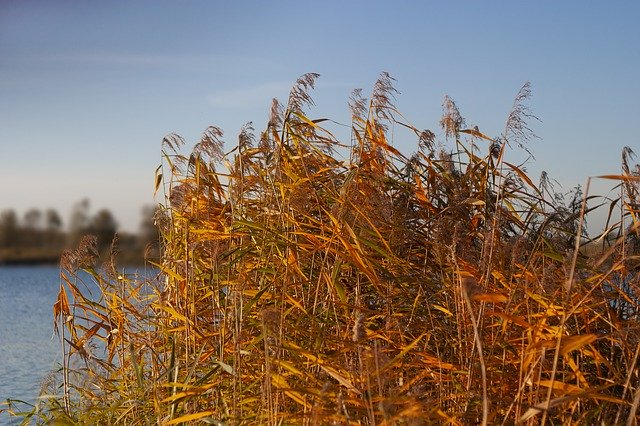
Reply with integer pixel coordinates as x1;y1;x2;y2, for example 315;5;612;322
0;266;60;404
0;265;160;412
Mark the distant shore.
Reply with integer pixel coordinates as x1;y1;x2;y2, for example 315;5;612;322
0;244;153;267
0;247;61;266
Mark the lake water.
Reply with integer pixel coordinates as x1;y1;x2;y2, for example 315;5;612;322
0;266;60;405
0;265;159;415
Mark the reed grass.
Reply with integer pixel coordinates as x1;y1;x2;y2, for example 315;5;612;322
4;73;640;425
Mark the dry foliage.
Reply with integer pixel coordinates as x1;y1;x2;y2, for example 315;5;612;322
7;74;640;425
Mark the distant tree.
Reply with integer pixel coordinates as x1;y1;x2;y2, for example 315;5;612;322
23;208;43;230
45;209;63;232
22;208;44;246
68;199;91;245
89;209;118;252
0;209;19;248
44;209;64;247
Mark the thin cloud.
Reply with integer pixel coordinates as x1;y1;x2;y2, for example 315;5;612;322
71;53;189;66
8;51;280;76
29;52;207;67
207;82;293;109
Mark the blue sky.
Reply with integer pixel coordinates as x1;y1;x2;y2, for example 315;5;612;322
1;1;639;232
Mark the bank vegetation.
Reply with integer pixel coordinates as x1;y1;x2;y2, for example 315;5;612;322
4;73;640;424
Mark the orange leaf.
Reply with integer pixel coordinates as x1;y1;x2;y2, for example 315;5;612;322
53;283;71;336
504;161;537;190
472;293;508;303
537;379;583;394
560;334;597;355
597;174;640;181
166;410;216;425
460;127;494;141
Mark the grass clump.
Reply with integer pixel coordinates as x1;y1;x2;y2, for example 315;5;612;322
6;73;640;424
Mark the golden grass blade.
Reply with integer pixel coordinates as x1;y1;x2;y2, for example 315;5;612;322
154;165;162;197
487;311;531;328
281;340;361;395
378;333;427;375
318;365;361;395
129;341;144;389
597;174;640;181
165;410;217;425
269;373;312;408
460;127;494;141
559;334;597;356
472;292;508;303
537;379;583;394
504;161;539;192
432;304;453;317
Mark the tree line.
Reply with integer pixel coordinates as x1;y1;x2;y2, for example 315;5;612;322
0;199;158;265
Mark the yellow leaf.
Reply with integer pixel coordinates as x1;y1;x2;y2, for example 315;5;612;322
472;293;508;303
414;174;427;201
153;165;162;196
432;304;453;317
53;284;71;337
537;379;583;394
565;357;589;387
488;311;531;328
597;174;640;181
269;373;311;408
464;198;486;206
560;334;597;355
53;283;70;319
161;390;199;403
166;410;216;424
378;333;426;375
158;305;188;323
272;359;307;378
292;111;321;129
504;161;538;191
460;127;494;141
281;340;361;394
518;389;623;422
319;365;361;395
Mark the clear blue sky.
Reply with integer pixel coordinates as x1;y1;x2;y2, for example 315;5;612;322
1;1;639;232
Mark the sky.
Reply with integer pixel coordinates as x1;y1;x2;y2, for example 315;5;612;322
1;1;639;232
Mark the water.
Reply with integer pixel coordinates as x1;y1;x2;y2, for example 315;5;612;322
0;266;159;410
0;266;60;404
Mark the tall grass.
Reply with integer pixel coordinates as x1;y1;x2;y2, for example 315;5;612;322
5;73;640;424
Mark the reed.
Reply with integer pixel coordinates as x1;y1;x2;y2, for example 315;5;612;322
5;73;640;425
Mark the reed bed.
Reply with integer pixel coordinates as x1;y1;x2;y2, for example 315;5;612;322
5;73;640;425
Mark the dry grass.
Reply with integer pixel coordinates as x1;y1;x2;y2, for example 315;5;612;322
4;73;640;425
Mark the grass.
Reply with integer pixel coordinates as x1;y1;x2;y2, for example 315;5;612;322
3;72;640;424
